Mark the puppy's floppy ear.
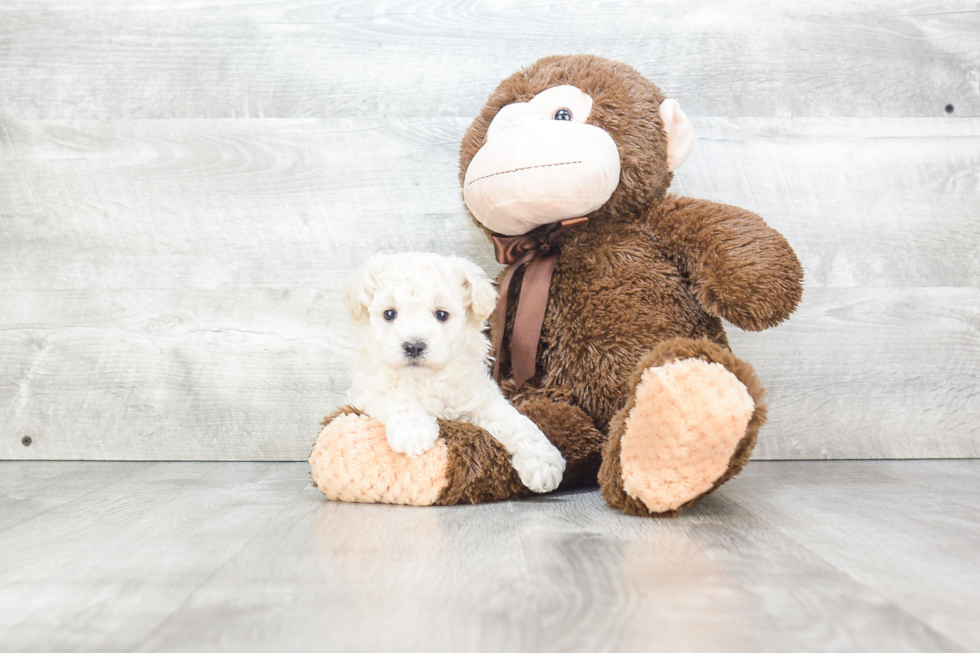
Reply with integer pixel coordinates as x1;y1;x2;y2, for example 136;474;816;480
452;257;497;322
343;254;385;322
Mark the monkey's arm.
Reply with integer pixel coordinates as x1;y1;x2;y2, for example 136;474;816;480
648;195;804;331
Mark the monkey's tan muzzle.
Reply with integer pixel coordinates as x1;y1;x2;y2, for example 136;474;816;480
463;119;621;236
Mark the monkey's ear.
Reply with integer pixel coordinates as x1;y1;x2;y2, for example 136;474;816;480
658;99;695;171
453;257;497;322
344;255;385;322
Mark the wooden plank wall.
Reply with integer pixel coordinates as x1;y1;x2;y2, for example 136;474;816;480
1;0;977;460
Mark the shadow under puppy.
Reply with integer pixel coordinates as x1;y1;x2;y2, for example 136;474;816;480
344;252;565;493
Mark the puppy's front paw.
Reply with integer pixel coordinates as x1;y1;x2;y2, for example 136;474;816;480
385;413;440;456
511;442;565;494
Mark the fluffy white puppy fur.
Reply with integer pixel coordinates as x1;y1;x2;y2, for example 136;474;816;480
344;252;565;494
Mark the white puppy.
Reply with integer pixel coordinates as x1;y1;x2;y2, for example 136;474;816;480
343;252;565;494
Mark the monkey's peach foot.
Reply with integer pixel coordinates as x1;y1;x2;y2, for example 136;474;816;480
309;413;449;506
619;358;755;514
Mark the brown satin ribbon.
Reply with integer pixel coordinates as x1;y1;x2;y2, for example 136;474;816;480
490;217;588;388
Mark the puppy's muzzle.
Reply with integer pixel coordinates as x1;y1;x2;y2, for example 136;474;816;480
402;339;427;360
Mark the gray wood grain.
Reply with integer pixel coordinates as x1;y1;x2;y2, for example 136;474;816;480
876;459;980;507
0;461;155;532
677;117;980;289
724;461;980;651
0;461;977;652
3;117;977;289
736;286;980;459
0;462;303;653
0;0;977;120
2;116;977;460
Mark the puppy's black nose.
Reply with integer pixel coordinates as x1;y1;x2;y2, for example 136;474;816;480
402;339;427;359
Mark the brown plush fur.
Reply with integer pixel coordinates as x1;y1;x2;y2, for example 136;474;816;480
431;397;607;504
458;55;801;514
433;418;528;505
513;397;606;489
320;55;802;515
460;55;675;233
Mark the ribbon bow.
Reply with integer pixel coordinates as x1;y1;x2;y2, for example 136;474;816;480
490;217;588;389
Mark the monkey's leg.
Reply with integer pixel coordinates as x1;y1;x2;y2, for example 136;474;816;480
310;398;604;506
598;337;766;517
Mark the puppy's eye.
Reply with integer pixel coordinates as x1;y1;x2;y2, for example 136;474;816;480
383;309;397;321
553;108;572;121
434;310;449;322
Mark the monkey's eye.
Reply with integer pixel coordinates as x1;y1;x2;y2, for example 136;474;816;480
434;310;449;322
383;309;397;321
553;108;572;121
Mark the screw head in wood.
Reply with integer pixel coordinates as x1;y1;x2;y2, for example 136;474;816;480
21;436;33;447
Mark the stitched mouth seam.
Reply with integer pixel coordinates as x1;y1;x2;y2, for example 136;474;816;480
466;160;583;186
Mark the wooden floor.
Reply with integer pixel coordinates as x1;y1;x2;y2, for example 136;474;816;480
1;460;978;653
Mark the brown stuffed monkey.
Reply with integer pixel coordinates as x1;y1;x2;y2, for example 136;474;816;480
311;55;803;517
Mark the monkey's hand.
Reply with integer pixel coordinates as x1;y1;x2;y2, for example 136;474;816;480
649;195;804;331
